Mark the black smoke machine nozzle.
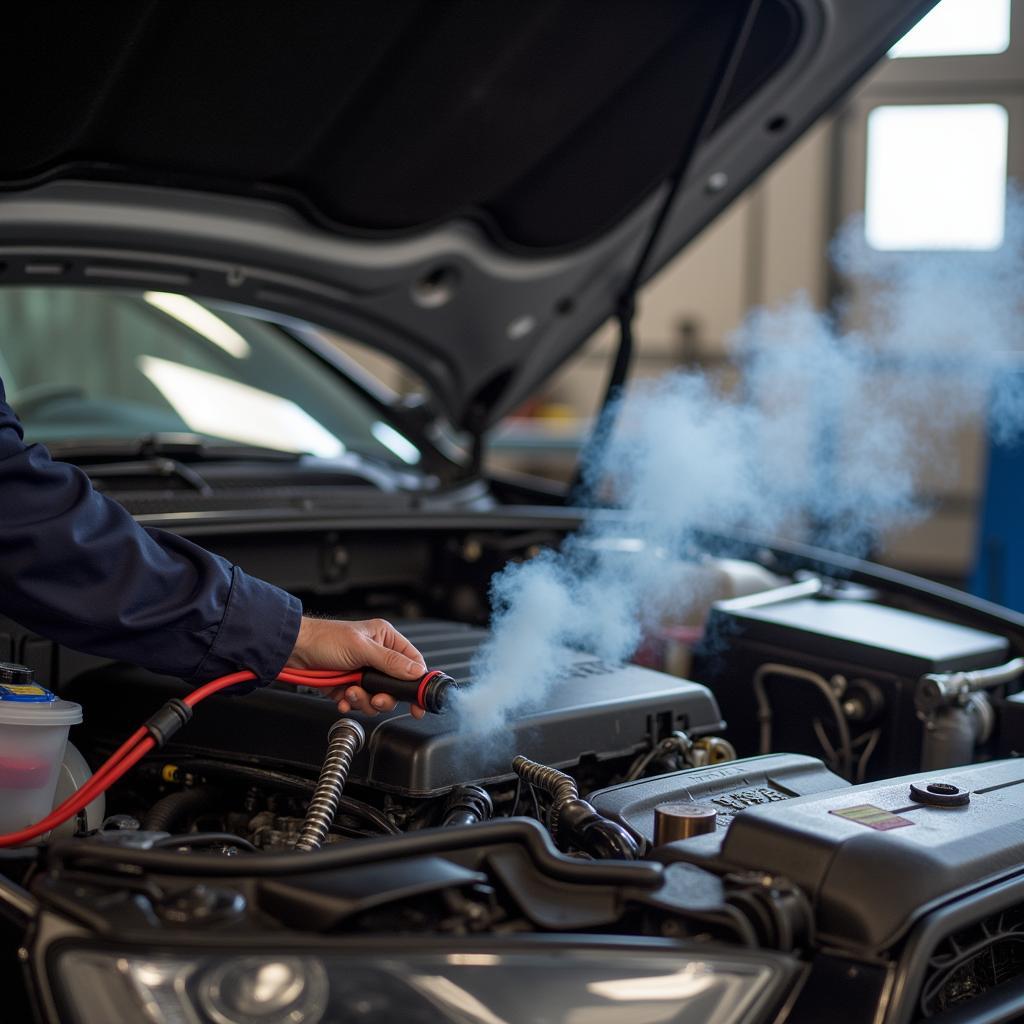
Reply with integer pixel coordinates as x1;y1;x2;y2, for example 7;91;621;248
359;668;458;714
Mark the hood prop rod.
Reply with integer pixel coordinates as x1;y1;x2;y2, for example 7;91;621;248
570;0;763;497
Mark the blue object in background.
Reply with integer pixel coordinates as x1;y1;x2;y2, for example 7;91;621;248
971;429;1024;611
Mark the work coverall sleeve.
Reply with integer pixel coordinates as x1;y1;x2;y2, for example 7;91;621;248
0;377;302;682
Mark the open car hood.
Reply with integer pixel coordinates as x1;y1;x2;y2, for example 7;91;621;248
0;1;934;433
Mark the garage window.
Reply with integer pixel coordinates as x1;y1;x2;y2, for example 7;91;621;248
864;103;1008;250
889;0;1011;58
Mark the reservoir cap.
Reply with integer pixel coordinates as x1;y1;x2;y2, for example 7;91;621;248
0;663;55;703
0;663;80;725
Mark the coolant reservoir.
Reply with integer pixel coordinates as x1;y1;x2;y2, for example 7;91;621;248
0;662;82;836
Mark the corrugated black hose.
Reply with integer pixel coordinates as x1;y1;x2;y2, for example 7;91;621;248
143;786;219;833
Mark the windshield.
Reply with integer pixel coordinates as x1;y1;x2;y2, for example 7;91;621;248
0;286;424;467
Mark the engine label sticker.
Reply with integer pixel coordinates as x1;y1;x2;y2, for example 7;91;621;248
829;804;914;831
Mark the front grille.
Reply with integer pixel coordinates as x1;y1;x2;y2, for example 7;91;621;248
921;906;1024;1017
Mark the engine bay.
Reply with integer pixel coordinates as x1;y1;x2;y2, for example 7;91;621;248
8;522;1024;1023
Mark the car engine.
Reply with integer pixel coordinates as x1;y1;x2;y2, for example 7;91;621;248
62;558;1020;853
67;616;730;848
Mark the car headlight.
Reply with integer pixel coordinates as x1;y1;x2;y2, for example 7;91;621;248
50;943;792;1024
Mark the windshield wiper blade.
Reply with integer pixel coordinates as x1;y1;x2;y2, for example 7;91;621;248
82;457;214;496
48;434;417;493
46;433;303;463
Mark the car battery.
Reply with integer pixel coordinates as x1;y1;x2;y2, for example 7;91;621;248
692;584;1009;779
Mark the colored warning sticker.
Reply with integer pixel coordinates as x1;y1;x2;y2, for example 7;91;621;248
829;804;914;831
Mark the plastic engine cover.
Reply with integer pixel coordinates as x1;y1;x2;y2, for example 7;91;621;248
350;620;724;795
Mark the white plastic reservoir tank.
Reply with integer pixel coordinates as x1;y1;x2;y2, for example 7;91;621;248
0;662;82;837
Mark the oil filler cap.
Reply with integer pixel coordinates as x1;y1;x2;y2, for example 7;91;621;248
909;781;970;807
653;801;718;844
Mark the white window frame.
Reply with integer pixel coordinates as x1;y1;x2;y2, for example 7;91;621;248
836;0;1024;234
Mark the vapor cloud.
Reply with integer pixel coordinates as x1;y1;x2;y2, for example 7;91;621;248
456;198;1024;738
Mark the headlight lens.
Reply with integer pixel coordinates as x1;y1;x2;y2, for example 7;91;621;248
54;946;786;1024
199;957;328;1024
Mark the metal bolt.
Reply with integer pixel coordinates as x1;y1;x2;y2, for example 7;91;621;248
507;315;536;340
705;171;729;194
842;697;866;721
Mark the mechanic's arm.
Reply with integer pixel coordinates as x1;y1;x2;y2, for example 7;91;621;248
0;379;425;715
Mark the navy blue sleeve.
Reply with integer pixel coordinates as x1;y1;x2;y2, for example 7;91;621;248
0;377;302;683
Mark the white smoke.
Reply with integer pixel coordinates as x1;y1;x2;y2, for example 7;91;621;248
455;197;1024;739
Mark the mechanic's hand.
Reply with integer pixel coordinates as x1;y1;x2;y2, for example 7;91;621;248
287;617;428;718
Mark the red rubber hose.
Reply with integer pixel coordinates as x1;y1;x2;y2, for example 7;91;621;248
0;668;363;848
